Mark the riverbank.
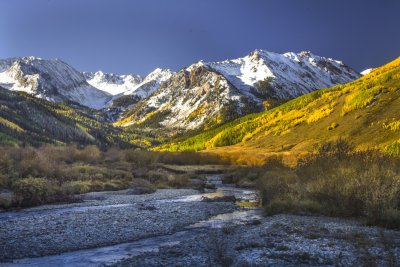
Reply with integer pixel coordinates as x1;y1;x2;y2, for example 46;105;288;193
2;174;400;266
116;214;400;266
0;187;236;262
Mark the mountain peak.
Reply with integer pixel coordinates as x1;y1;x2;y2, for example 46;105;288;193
0;56;111;109
298;51;313;57
119;67;174;98
84;70;143;96
116;49;360;130
146;68;173;77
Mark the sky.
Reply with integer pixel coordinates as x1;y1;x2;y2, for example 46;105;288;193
1;0;399;76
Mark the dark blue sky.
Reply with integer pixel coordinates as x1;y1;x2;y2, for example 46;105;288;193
1;0;399;75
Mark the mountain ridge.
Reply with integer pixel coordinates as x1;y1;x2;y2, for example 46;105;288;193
158;56;400;163
0;57;112;109
116;50;360;131
0;56;174;111
0;50;363;147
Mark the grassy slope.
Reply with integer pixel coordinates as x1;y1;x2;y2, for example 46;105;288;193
158;57;400;163
0;87;131;147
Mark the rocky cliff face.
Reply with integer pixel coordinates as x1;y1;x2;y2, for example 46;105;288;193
117;65;258;130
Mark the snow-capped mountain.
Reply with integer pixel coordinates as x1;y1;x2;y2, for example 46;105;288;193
0;51;360;129
104;68;174;121
121;68;174;98
0;57;173;111
117;64;254;129
0;57;112;109
117;50;360;130
203;50;360;100
83;71;143;95
81;68;174;110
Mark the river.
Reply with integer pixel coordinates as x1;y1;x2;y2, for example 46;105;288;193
0;174;261;266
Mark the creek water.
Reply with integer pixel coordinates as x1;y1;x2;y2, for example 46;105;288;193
2;174;261;267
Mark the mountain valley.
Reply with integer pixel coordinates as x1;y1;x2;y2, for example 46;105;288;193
0;50;361;147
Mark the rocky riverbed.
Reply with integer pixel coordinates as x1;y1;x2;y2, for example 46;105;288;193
1;175;400;266
0;188;236;262
116;214;400;266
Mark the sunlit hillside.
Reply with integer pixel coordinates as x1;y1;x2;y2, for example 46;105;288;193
159;57;400;164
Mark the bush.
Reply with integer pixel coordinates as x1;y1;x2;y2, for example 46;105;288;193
327;122;339;130
61;179;130;194
265;198;323;215
68;164;133;181
72;145;102;163
130;178;156;194
103;180;127;191
158;152;228;165
166;174;190;188
0;145;231;208
258;140;400;228
124;149;159;167
143;169;189;188
13;177;58;206
61;180;93;194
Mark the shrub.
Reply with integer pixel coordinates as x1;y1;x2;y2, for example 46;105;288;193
327;122;339;130
0;144;229;208
13;177;58;206
72;145;102;163
124;149;159;167
385;140;400;156
0;174;7;188
61;180;93;194
130;178;156;194
306;104;334;124
61;179;130;194
265;198;323;215
103;180;127;191
68;164;133;181
158;152;228;165
342;85;383;115
258;140;400;228
383;120;400;132
144;170;168;184
166;174;190;188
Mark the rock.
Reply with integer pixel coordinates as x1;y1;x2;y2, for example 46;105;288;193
201;195;236;202
238;180;256;188
246;219;262;226
189;179;205;188
138;204;157;211
204;183;216;190
125;187;152;195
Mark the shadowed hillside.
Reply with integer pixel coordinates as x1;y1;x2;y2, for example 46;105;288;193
0;87;130;148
